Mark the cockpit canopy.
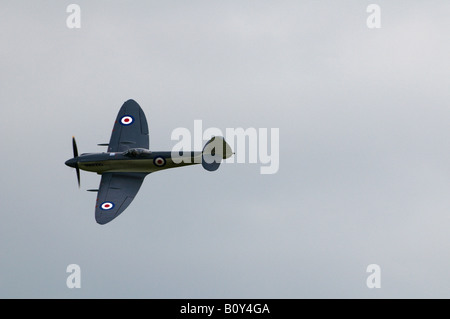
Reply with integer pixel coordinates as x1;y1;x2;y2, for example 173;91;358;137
122;148;151;157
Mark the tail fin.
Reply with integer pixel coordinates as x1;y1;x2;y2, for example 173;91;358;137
202;136;233;171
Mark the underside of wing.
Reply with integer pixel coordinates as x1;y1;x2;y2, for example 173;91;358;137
108;99;149;152
95;172;148;225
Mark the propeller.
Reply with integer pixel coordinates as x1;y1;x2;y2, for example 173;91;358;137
68;136;81;188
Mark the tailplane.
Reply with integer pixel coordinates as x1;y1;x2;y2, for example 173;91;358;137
202;136;233;171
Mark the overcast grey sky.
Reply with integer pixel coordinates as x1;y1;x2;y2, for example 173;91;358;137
1;0;450;298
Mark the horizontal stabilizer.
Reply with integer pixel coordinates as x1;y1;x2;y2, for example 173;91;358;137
202;136;233;171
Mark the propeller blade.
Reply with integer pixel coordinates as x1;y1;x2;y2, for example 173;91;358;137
76;167;80;188
72;136;78;158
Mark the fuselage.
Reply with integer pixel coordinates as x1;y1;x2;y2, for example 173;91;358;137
65;149;202;174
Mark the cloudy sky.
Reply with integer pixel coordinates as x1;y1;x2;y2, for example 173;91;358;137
1;0;450;298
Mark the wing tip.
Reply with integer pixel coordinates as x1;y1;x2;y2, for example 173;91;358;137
124;99;139;106
95;215;113;225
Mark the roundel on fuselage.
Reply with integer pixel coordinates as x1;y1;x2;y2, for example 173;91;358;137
154;156;166;167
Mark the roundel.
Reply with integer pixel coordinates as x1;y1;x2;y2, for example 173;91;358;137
100;202;115;210
120;115;134;126
154;156;166;167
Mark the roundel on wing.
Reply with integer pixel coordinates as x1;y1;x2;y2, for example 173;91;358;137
120;115;134;126
154;156;166;167
100;202;115;210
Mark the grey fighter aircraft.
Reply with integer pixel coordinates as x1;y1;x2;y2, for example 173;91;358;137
65;99;233;225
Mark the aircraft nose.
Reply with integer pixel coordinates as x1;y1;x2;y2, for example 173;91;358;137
65;158;77;168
